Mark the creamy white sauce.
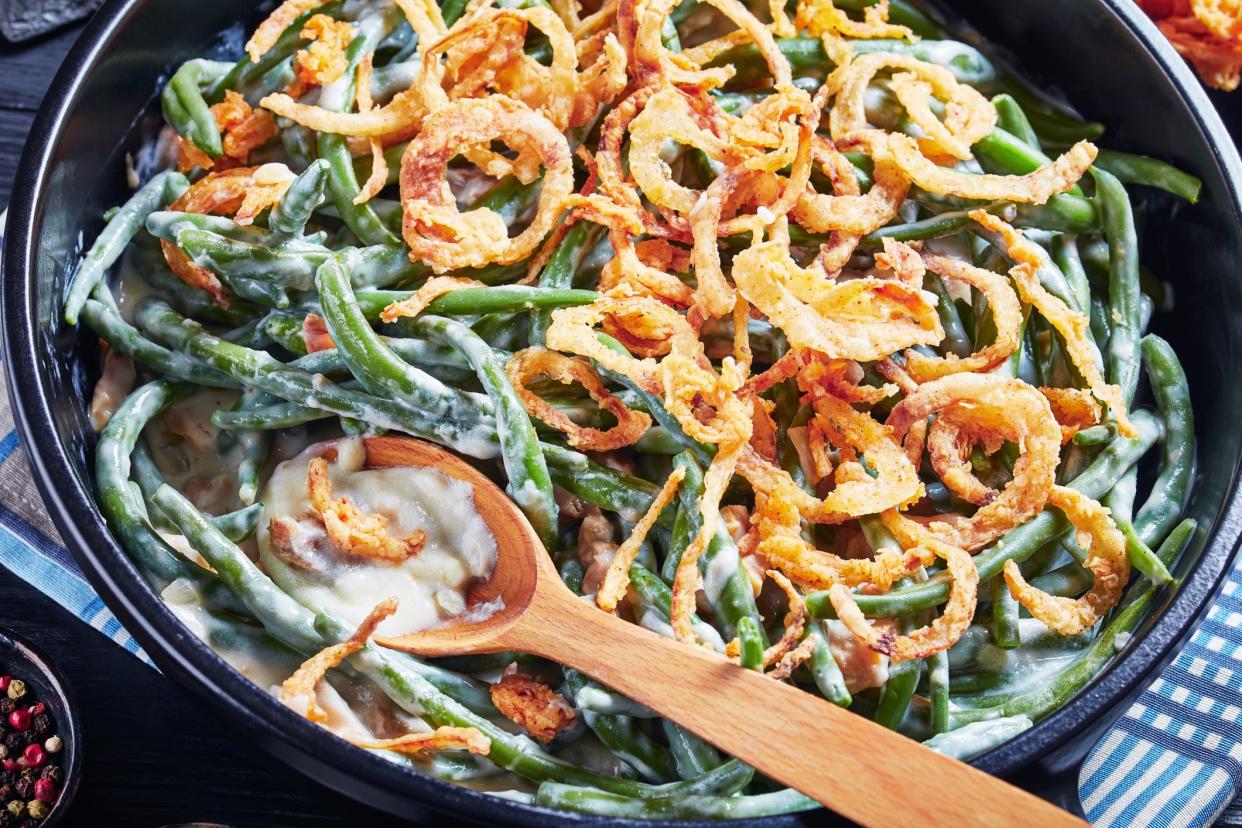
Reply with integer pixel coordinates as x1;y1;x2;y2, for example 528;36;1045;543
258;438;498;637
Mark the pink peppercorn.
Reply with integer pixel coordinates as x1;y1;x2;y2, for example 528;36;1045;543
7;709;30;731
22;744;44;768
26;703;43;717
1;760;17;773
0;677;11;693
33;777;54;803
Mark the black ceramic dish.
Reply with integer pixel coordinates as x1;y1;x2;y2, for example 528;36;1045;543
3;0;1241;824
0;627;82;826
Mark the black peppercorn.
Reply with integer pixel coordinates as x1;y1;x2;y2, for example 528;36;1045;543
13;777;32;800
0;811;13;828
0;784;11;802
26;720;47;742
1;736;20;755
34;768;56;785
0;700;15;717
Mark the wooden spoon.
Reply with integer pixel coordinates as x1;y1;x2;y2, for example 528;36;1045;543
366;435;1085;828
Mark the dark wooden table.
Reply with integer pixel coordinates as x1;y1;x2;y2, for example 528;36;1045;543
0;20;415;828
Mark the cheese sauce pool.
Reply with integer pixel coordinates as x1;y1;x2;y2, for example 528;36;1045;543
257;438;498;637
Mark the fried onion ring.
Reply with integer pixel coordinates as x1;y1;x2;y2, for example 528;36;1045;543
886;373;1062;551
281;597;398;722
399;96;573;272
1003;485;1130;636
507;348;653;453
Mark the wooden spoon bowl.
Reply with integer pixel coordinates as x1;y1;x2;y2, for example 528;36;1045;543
364;435;1085;828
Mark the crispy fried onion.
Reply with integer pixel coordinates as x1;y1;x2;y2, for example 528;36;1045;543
595;466;684;611
379;276;484;323
905;251;1022;380
507;347;653;453
307;456;427;561
490;670;578;743
971;210;1135;437
1153;11;1242;91
796;0;915;40
400;96;573;272
302;312;336;353
633;0;790;88
828;52;996;160
925;410;1001;506
731;238;943;362
353;53;388;205
290;14;354;95
281;597;397;722
246;0;327;62
598;237;695;306
829;531;978;662
1003;485;1130;636
886;372;1062;552
881;134;1097;205
1041;386;1103;444
354;727;490;758
162;165;294;305
177;91;278;172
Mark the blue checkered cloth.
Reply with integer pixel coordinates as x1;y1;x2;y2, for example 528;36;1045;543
1079;555;1242;827
0;214;1238;823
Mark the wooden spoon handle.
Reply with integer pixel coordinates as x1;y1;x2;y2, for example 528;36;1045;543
500;585;1085;828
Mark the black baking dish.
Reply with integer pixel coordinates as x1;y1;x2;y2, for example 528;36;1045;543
4;0;1242;824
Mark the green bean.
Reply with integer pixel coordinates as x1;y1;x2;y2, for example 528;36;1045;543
628;564;722;650
561;670;678;782
1089;148;1202;203
952;583;1156;726
990;576;1020;650
975;214;1084;313
1072;424;1112;446
991;93;1040;148
268;159;330;237
806;410;1161;618
81;296;239;388
1118;519;1174;585
735;616;765;671
135;299;502;454
805;621;852;707
131;244;260;327
874;658;920;730
317;256;495;424
233;388;271;505
533;785;817;819
317;12;405;246
1134;335;1196;545
1052;233;1092;316
994;80;1105;144
162;60;228;156
64;171;189;325
926;272;971;358
531;222;600;345
404;315;558;546
544;444;670;525
355;286;599;319
1092;167;1141;406
1156;517;1198;566
661;720;724;780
